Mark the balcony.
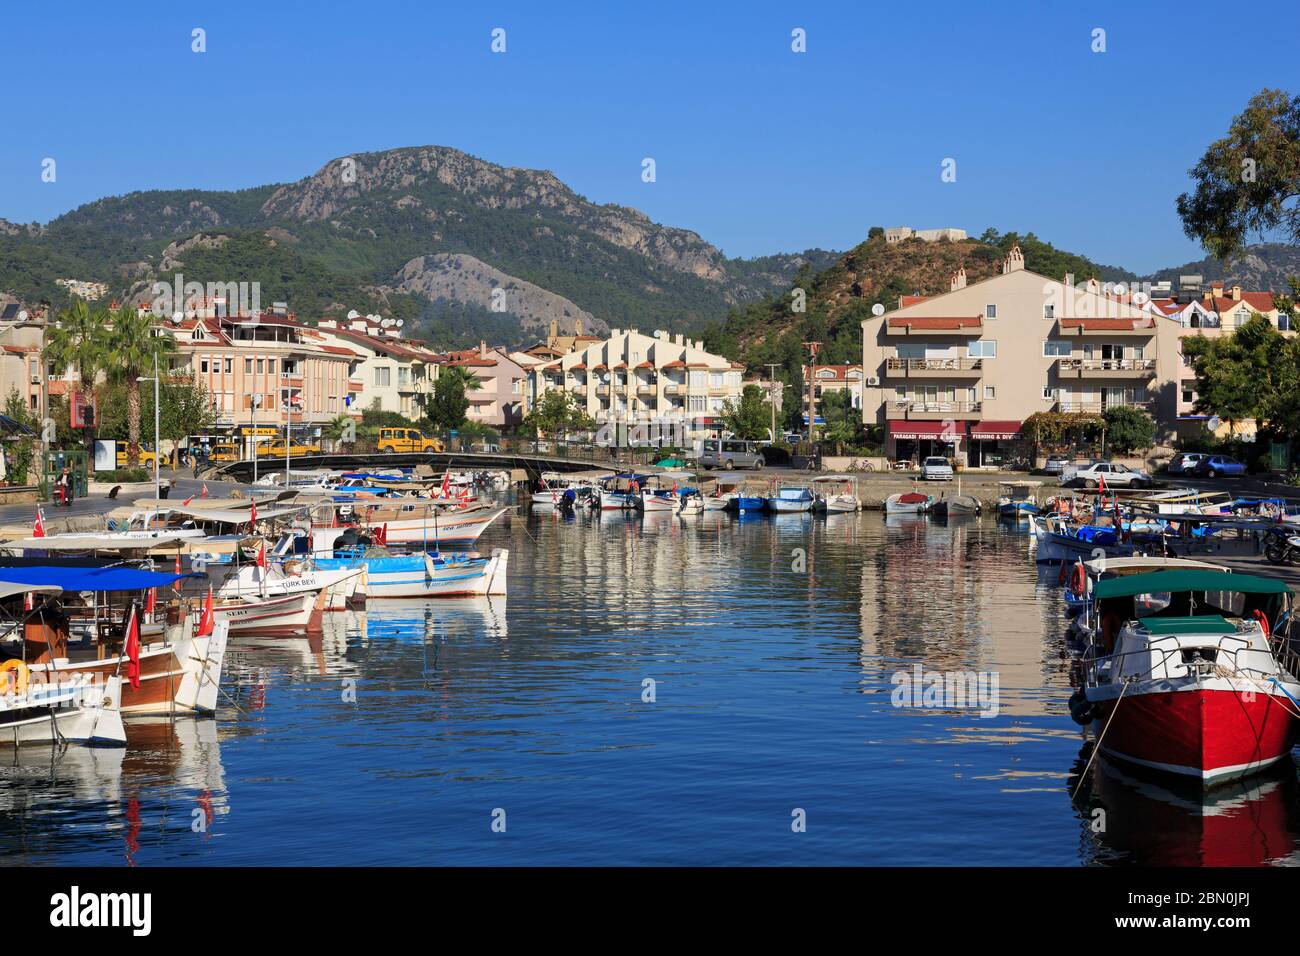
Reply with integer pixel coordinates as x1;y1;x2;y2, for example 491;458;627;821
886;400;983;421
1056;319;1156;337
636;384;655;395
1054;400;1155;414
596;384;610;396
663;383;682;394
1056;358;1156;380
885;358;983;379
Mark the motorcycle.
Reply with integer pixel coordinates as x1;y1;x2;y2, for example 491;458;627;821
1264;526;1300;565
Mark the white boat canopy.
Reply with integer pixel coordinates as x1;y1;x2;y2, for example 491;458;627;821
0;531;197;551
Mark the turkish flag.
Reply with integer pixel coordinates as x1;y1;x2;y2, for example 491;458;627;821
379;523;388;547
440;472;451;498
146;587;156;615
257;542;267;569
201;483;209;498
249;501;258;529
197;585;215;637
32;508;45;538
183;494;195;506
124;605;141;691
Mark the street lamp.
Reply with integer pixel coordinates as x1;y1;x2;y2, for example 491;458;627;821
251;393;263;485
137;353;161;517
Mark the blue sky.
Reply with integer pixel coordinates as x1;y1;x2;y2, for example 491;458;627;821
1;0;1296;273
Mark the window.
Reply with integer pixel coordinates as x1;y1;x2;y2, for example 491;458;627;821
245;358;253;375
1280;314;1292;331
688;395;706;412
267;360;276;375
1132;346;1144;361
967;340;997;358
983;385;996;399
1042;386;1057;401
375;367;391;387
1043;340;1070;357
1235;307;1251;327
200;359;209;374
1182;385;1195;403
711;372;725;387
985;304;997;319
1043;304;1055;319
257;359;265;374
225;358;233;374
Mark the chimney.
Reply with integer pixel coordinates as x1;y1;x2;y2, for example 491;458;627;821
1064;272;1075;290
1002;245;1025;274
950;267;967;291
1231;284;1241;301
480;339;488;358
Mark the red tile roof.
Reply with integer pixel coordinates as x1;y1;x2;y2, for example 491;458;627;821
887;316;983;330
899;295;930;308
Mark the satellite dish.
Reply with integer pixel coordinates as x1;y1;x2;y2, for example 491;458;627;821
347;309;360;319
171;312;184;324
1207;416;1222;432
396;319;404;327
871;303;885;317
15;310;27;322
1133;291;1149;306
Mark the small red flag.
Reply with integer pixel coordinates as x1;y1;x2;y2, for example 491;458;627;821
197;585;215;637
174;553;182;575
23;592;33;612
183;494;195;506
124;605;141;691
250;501;258;527
201;483;209;498
146;587;156;615
32;508;45;538
440;472;451;498
379;523;388;546
257;542;266;569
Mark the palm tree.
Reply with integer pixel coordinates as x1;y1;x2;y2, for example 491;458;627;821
323;414;355;451
440;365;482;392
42;299;109;458
103;305;175;468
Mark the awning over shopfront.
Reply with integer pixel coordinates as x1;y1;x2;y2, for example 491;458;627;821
969;420;1022;441
888;421;954;441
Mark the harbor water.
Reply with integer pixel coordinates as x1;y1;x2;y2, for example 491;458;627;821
4;505;1298;866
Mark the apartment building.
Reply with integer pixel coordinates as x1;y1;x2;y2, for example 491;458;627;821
314;325;443;419
528;328;745;444
1151;280;1293;439
438;342;527;428
803;364;864;419
155;310;358;436
861;246;1181;466
0;304;48;417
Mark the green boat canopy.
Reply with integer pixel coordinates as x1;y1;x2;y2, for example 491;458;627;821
1138;615;1237;635
1093;568;1288;600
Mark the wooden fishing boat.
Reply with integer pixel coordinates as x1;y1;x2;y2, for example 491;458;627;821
1072;569;1300;784
314;549;508;599
767;485;815;513
996;480;1042;519
884;491;932;514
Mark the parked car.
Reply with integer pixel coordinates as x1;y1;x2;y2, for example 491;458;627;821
1042;454;1072;476
207;443;241;463
920;456;954;481
255;439;323;458
1190;454;1246;478
115;447;157;468
1166;452;1210;475
1062;461;1153;489
699;439;765;470
377;427;443;453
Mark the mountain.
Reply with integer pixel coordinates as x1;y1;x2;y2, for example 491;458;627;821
701;229;1134;374
0;146;838;350
1144;243;1300;292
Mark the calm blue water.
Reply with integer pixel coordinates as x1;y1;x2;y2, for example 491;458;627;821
4;506;1299;866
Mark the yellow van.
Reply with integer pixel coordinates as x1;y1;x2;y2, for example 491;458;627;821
208;443;242;463
116;447;157;468
377;428;443;453
256;439;322;458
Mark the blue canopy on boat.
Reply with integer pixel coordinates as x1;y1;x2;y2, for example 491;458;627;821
0;566;203;593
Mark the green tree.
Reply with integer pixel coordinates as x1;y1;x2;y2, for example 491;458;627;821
720;384;773;441
522;389;595;439
324;414;356;450
43;299;108;455
820;388;863;451
427;371;471;431
1181;315;1283;433
1177;89;1300;260
1103;405;1157;455
102;305;176;467
2;389;38;485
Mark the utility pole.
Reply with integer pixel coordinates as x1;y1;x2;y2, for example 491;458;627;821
764;363;780;443
802;341;821;445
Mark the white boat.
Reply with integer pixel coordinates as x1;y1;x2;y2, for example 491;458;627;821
767;486;815;513
677;495;704;516
884;492;932;514
315;549;508;599
0;675;126;746
640;489;679;513
186;554;363;611
812;477;861;513
355;506;508;545
207;589;325;636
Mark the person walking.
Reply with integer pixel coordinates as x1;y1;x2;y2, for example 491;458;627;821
56;466;73;508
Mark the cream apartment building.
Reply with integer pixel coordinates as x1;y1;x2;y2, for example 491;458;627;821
156;310;358;437
529;328;745;444
314;325;443;419
861;246;1181;466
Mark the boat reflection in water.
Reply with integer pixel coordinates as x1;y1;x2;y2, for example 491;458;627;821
1071;749;1300;866
0;716;226;865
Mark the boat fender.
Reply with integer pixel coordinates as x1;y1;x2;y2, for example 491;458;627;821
1252;609;1271;637
0;658;30;697
1067;689;1094;725
1070;561;1086;598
